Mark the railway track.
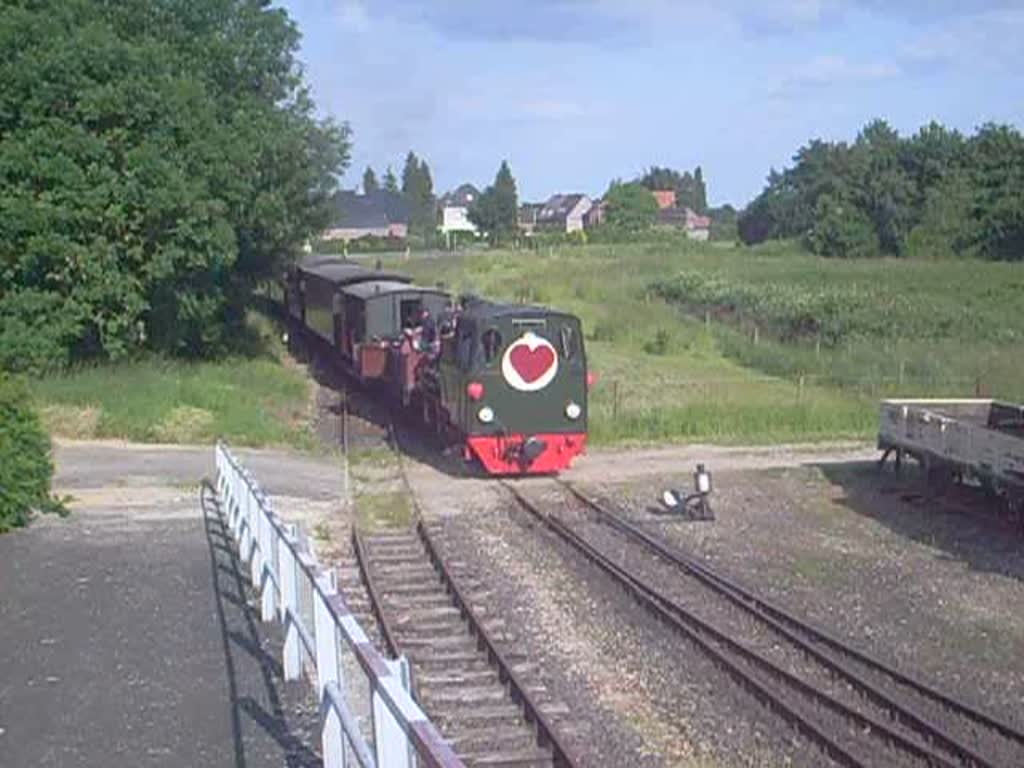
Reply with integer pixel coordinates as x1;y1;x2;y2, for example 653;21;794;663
343;406;579;768
352;522;577;767
503;480;1024;768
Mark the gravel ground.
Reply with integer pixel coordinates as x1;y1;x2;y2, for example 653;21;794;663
432;497;825;768
581;462;1024;754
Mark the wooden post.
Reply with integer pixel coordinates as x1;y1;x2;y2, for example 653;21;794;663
612;381;620;422
815;335;821;360
798;375;806;403
704;309;711;333
753;325;759;346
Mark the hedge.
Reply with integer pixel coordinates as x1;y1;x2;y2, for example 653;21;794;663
0;374;66;532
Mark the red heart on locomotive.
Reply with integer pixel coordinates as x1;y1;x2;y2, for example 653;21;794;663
509;344;556;383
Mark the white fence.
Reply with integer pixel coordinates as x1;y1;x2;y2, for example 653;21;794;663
215;442;464;768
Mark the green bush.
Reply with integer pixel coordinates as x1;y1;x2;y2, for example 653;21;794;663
0;374;66;532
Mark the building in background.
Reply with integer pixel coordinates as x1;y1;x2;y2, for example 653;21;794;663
536;193;593;234
518;203;543;235
656;205;711;240
321;191;409;242
652;189;676;210
439;183;480;248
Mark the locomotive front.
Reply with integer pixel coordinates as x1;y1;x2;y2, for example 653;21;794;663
440;301;590;474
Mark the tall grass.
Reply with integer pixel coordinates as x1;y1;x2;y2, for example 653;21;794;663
33;314;316;449
383;243;892;444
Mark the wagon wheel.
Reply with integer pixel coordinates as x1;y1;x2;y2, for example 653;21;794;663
923;459;954;498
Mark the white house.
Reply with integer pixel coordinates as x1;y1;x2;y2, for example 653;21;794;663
439;183;480;246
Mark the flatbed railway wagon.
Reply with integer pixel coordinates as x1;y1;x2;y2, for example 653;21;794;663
878;399;1024;513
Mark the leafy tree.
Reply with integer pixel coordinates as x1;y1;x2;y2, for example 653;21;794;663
468;160;519;244
708;204;738;241
401;151;436;237
0;0;350;372
383;166;399;193
738;118;1024;261
363;166;379;194
806;194;880;259
604;182;658;232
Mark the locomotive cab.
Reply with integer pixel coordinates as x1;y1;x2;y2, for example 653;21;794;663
437;301;589;474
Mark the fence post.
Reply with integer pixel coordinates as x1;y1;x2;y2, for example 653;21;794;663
239;478;252;561
612;380;620;422
374;657;414;768
248;486;262;588
798;375;806;403
260;497;278;622
314;572;343;768
280;524;302;680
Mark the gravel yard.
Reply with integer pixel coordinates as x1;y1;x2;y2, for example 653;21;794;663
403;450;1024;767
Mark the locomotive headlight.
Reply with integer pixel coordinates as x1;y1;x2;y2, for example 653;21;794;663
565;401;582;420
477;406;495;424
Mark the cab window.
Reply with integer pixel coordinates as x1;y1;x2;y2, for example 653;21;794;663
560;325;578;360
481;328;502;364
456;325;475;369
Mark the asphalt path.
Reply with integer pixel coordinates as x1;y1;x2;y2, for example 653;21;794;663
0;441;343;768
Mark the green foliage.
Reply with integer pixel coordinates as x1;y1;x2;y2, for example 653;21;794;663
639;165;708;213
805;194;880;258
0;0;350;373
362;166;379;194
708;204;739;241
604;182;658;232
34;314;316;449
401;151;436;238
468;160;519;244
1;374;66;532
739;119;1024;260
382;166;399;193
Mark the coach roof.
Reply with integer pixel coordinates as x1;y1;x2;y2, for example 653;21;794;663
342;280;449;300
299;258;410;287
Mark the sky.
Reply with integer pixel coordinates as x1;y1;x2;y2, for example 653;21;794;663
278;1;1024;207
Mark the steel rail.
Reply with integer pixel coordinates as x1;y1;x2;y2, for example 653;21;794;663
384;417;582;768
352;526;406;663
561;480;1024;759
504;483;976;768
415;518;581;768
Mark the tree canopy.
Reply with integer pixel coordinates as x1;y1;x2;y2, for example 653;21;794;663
382;166;399;193
604;182;658;232
401;151;436;237
738;119;1024;260
468;160;519;243
0;0;350;373
362;166;379;194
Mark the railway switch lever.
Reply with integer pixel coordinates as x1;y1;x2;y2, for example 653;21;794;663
661;463;714;520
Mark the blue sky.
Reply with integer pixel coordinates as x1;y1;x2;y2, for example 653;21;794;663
279;1;1024;206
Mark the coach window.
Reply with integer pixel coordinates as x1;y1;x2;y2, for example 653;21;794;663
481;328;502;364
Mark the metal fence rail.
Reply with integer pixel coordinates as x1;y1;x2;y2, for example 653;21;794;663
215;442;463;768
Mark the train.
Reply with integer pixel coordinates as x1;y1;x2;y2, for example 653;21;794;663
283;255;591;475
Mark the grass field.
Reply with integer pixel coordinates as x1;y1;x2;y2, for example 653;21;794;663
380;239;1020;444
33;314;317;449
